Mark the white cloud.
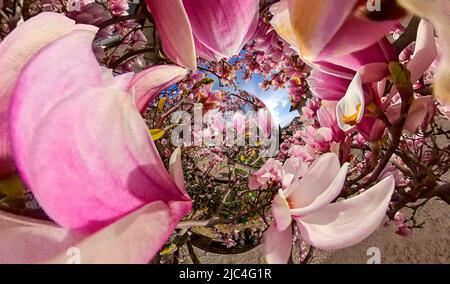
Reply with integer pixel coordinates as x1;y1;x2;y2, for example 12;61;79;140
240;82;298;127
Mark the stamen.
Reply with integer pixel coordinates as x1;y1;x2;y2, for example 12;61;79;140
342;104;362;126
287;198;295;209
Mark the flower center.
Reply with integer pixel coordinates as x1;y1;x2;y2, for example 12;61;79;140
290;76;302;85
287;198;295;209
342;104;362;126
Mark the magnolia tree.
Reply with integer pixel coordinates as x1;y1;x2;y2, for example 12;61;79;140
0;0;449;264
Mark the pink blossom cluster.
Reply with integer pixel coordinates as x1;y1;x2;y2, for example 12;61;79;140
237;17;310;107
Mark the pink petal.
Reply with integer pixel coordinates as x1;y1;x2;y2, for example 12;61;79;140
398;0;450;104
0;13;95;178
317;14;398;61
317;127;333;142
407;20;438;83
194;36;224;61
286;0;397;62
297;176;395;250
270;0;299;51
307;70;350;101
146;0;197;70
386;96;433;133
10;29;104;185
103;70;135;91
336;63;388;132
319;39;395;74
10;31;191;232
286;153;343;213
272;189;293;231
263;223;293;264
257;108;273;137
369;119;387;141
129;65;188;112
1;201;189;264
281;157;306;188
183;0;259;58
289;165;348;217
169;147;189;196
357;62;389;84
308;61;388;103
0;210;82;264
285;0;357;61
14;86;191;232
47;201;189;264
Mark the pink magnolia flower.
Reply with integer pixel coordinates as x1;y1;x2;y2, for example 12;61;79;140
256;108;274;138
303;35;397;102
0;13;192;263
298;126;333;153
334;19;438;138
317;101;345;142
249;157;307;191
198;88;223;111
405;20;438;86
300;97;320;120
204;109;224;137
289;144;316;162
385;211;413;238
67;1;111;26
264;153;395;263
109;0;129;16
398;0;450;104
146;0;259;69
335;22;437;136
336;63;388;134
232;112;247;135
385;96;435;133
248;159;283;190
272;2;438;139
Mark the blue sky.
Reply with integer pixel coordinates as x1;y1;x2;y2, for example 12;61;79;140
238;74;298;127
216;70;298;127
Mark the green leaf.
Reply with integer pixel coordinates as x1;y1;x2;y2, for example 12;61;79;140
149;128;165;141
0;175;26;200
160;244;178;255
0;175;27;208
388;61;413;101
157;97;167;111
